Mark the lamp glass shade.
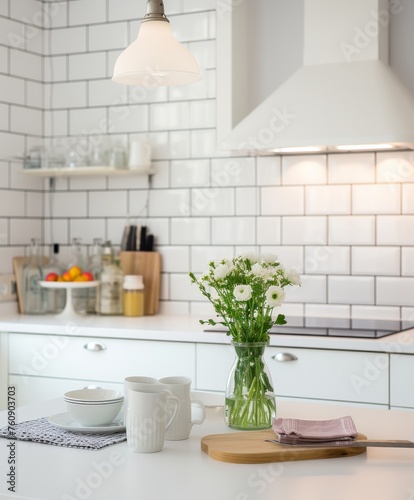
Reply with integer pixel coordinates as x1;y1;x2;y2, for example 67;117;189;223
112;21;201;86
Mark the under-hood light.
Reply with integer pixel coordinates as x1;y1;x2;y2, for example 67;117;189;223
335;144;394;152
272;146;323;154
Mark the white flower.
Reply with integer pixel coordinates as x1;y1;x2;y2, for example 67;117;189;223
286;269;301;286
261;253;279;264
265;286;286;307
242;252;261;264
234;284;252;301
214;263;231;280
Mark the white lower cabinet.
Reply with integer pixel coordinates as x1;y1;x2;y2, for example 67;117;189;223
196;343;390;407
8;333;196;406
390;354;414;409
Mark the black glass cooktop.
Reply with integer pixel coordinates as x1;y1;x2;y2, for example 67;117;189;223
204;317;413;339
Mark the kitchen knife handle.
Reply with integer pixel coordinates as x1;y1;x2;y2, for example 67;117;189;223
83;341;107;352
272;352;298;362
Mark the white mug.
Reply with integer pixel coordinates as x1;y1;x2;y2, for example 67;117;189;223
126;386;179;453
159;376;206;441
123;376;160;417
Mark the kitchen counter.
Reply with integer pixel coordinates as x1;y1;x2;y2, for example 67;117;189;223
0;397;413;500
1;313;414;354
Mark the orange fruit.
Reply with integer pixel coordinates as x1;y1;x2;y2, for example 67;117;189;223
62;271;72;282
68;266;82;279
74;275;86;282
82;272;94;281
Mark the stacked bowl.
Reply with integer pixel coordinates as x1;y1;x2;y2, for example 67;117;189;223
64;389;124;426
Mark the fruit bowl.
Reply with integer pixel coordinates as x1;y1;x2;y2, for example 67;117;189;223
39;281;99;318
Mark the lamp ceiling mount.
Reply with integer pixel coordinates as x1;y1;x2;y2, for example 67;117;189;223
142;0;169;23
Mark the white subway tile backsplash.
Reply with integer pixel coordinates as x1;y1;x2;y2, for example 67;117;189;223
261;186;304;215
69;0;107;26
89;79;128;108
0;17;24;48
190;129;216;158
45;2;67;28
191;187;234;216
171;12;210;42
44;110;68;137
377;215;414;245
69;108;107;136
10;106;42;136
43;55;67;82
306;185;351;215
0;104;9;130
189;100;216;129
150;102;190;131
27;81;43;109
26;192;43;217
257;217;281;245
69;176;106;191
0;132;25;159
160;246;190;273
70;218;106;244
49;26;86;55
108;104;149;134
89;22;128;52
0;46;8;73
169;131;191;159
282;155;327;185
108;0;141;22
257;156;281;186
0;1;8;16
282;216;327;245
171;159;209;188
46;192;87;217
171;218;210;245
170;273;195;301
46;82;87;109
149;189;189;217
305;246;350;274
212;157;255;187
69;52;106;80
352;184;401;214
109;173;149;191
128;189;150;217
328;276;374;305
351;305;400;322
305;303;350;320
0;75;25;106
352;247;400;276
190;245;234;272
236;187;257;216
10;49;42;81
10;218;42;245
328;153;375;184
211;217;255;245
10;0;42;26
44;218;69;245
377;151;414;183
0;190;25;217
402;248;414;276
262;245;303;273
402;184;414;214
377;277;414;307
89;191;127;217
286;275;326;303
329;216;375;245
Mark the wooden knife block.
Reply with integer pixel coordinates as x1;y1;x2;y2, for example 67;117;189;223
119;251;161;315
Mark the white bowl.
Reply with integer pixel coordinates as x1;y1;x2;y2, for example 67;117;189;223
65;399;123;427
64;389;123;403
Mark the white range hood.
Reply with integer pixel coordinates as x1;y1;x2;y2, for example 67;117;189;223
222;0;414;154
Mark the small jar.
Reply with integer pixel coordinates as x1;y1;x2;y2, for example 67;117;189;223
123;275;144;317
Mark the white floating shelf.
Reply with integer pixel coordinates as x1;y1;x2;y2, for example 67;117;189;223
20;166;155;177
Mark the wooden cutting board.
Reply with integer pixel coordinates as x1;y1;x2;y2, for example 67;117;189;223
201;430;367;464
119;251;161;315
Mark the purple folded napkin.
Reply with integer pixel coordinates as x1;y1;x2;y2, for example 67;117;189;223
272;416;358;444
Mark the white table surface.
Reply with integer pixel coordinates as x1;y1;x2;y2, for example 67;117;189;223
0;397;413;500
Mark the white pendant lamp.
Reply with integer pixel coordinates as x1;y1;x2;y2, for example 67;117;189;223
112;0;201;87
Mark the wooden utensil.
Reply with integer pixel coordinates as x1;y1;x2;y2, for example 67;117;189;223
119;251;161;315
201;430;367;464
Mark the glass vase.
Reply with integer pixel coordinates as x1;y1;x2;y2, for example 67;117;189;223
225;341;276;430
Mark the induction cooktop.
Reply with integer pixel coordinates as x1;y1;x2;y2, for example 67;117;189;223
204;317;413;339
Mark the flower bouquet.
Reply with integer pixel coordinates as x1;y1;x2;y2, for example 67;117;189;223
189;253;301;430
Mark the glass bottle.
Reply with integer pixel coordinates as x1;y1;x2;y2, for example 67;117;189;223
22;238;46;314
123;275;145;317
68;237;87;313
86;238;103;314
43;243;65;313
97;241;124;315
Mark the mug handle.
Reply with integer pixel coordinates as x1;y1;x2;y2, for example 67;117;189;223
190;399;206;425
165;395;179;432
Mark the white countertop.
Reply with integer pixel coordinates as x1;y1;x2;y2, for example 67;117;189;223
0;397;413;500
1;313;414;354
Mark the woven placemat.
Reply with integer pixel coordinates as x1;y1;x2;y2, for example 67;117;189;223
0;417;126;450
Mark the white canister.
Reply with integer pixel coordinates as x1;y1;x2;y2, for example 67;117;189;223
129;137;152;169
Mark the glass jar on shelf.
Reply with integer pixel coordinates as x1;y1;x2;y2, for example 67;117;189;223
97;241;124;315
22;238;46;314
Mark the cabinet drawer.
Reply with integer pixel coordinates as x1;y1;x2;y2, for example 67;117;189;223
390;354;414;408
266;347;389;405
9;334;196;383
196;343;389;405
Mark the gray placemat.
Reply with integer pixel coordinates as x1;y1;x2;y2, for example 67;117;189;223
0;417;126;450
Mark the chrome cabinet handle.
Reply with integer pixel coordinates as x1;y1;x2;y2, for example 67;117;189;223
83;341;107;352
272;352;298;362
